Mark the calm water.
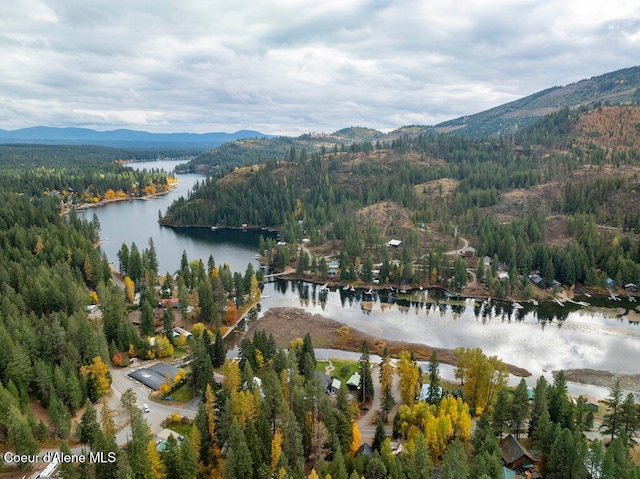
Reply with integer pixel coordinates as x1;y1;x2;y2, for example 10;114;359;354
84;160;640;398
78;159;265;275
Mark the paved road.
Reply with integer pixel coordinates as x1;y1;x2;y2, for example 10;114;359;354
356;363;398;443
109;362;199;444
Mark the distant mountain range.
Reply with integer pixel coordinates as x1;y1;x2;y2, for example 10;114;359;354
0;126;271;150
3;66;640;151
434;65;640;137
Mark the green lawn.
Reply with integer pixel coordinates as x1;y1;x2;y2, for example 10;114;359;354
151;383;194;405
316;359;359;382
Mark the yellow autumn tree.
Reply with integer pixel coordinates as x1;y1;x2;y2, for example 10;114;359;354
191;322;206;338
124;277;135;303
379;351;394;392
271;429;283;473
349;421;362;456
230;390;257;430
80;356;112;399
147;440;166;479
222;360;241;394
308;470;320;479
396;350;420;405
155;335;174;358
250;274;261;301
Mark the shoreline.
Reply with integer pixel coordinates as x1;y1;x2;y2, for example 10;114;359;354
246;306;532;378
247;307;640;393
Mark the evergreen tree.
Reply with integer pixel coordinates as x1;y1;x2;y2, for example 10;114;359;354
427;350;442;404
492;387;509;438
281;410;304;470
380;384;396;423
440;439;468;479
601;379;624;442
372;418;387;453
510;378;529;439
358;340;374;403
405;433;432;479
528;376;548;438
223;420;253;479
212;328;227;368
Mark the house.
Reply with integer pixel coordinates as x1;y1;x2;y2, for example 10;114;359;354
329;378;342;394
529;274;543;287
579;394;600;412
388;239;402;247
161;298;180;308
625;283;639;292
483;256;492;267
500;434;538;472
327;260;340;269
356;443;374;457
606;278;617;290
346;372;361;389
173;327;193;339
462;246;476;258
213;372;226;385
497;271;510;281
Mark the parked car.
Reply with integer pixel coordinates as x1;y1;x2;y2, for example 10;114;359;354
143;404;150;413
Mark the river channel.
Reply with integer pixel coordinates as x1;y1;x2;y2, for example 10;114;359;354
83;160;640;398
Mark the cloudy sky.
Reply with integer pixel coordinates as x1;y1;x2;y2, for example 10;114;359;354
1;0;639;135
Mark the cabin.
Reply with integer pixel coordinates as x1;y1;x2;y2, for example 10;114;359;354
329;378;342;394
388;239;402;247
579;394;600;412
625;283;639;292
500;434;538;473
606;277;617;290
346;372;361;390
461;246;476;258
529;274;543;287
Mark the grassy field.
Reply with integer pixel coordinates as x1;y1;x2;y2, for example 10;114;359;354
316;358;359;381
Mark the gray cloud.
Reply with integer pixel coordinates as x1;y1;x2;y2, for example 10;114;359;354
0;0;638;135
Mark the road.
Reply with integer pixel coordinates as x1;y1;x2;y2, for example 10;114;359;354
108;361;199;445
356;363;398;443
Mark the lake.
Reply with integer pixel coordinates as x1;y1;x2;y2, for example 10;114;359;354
78;159;266;275
85;160;640;398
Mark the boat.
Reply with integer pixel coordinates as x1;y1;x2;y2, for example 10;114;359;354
211;226;218;231
365;287;373;295
512;302;523;309
343;285;350;290
320;284;329;291
350;285;355;292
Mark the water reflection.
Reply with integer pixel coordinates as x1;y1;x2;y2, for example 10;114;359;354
226;279;640;379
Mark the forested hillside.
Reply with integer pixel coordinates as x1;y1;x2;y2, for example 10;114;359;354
435;65;640;137
163;105;640;298
0;144;177;204
182;127;385;173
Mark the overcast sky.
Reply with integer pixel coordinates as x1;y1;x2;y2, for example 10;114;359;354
1;0;639;136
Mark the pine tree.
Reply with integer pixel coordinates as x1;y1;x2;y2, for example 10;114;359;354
601;379;624;442
372;419;387;453
405;433;432;479
427;350;442;404
528;376;548;438
358;341;374;403
440;439;468;479
510;378;529;439
492;387;509;438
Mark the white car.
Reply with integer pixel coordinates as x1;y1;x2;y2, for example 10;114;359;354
142;404;150;413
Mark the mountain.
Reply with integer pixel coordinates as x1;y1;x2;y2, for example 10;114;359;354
0;126;271;150
186;126;386;172
434;65;640;137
